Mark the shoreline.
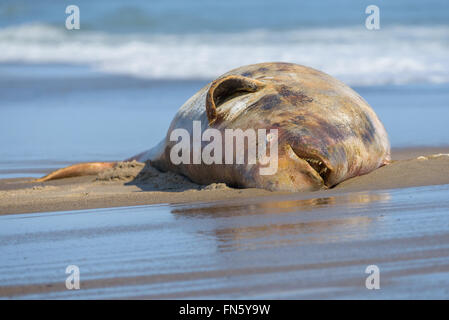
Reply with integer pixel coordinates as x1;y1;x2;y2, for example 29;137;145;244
0;146;448;215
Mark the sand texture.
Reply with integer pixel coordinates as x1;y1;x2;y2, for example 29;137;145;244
0;147;448;215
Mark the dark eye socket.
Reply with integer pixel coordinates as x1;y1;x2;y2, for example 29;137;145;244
206;75;265;124
213;78;260;107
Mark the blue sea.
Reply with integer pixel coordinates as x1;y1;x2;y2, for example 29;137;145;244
1;1;449;300
0;0;448;178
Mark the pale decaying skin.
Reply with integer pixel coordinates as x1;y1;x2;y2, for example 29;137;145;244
36;62;390;192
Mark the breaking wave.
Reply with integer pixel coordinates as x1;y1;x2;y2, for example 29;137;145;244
1;23;448;85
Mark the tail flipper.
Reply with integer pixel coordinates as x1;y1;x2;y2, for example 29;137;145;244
34;162;116;182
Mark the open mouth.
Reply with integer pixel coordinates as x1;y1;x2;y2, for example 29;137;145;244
303;157;330;182
288;144;332;184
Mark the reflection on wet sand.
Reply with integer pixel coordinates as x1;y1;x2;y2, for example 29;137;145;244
2;185;449;299
172;192;390;217
171;191;391;251
209;216;374;251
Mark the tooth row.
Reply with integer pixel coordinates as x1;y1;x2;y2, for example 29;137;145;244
305;158;323;165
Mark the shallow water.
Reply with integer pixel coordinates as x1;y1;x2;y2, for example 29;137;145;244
1;184;449;299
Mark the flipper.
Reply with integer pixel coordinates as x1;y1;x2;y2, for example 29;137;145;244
34;162;116;182
34;141;164;183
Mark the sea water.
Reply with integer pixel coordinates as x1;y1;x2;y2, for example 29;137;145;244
0;0;449;178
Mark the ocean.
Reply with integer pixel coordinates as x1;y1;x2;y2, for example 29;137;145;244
0;0;448;177
1;1;449;300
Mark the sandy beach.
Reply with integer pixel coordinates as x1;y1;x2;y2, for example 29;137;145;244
1;146;448;215
2;158;449;299
1;0;449;300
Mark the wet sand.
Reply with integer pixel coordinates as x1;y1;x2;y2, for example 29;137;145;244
0;147;448;215
1;146;449;299
1;183;449;299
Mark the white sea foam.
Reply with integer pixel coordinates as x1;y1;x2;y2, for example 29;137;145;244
0;23;448;86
